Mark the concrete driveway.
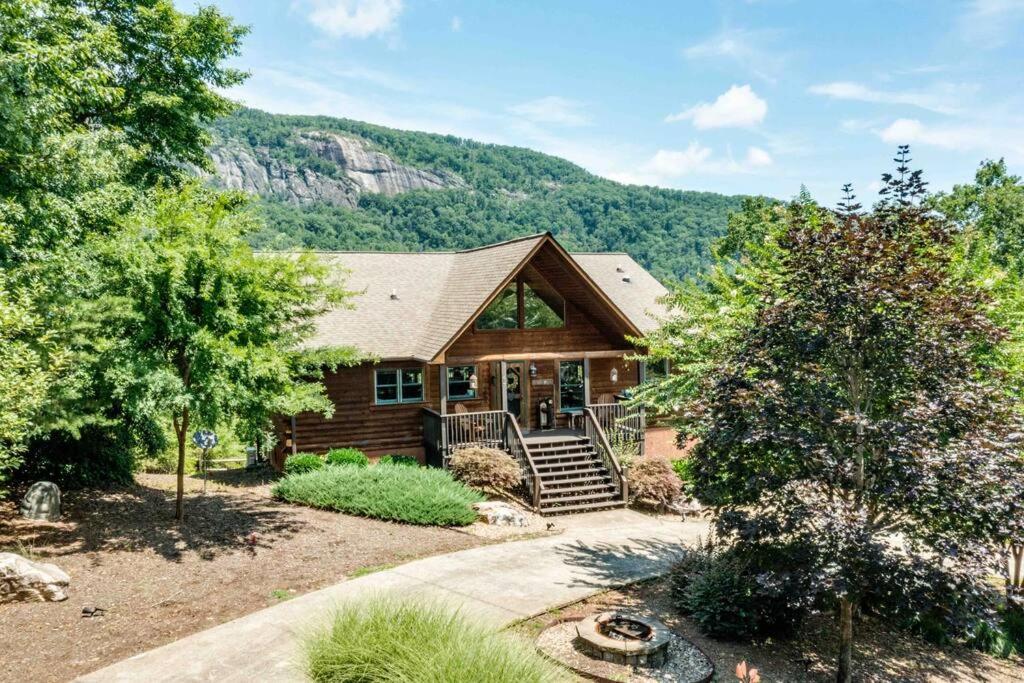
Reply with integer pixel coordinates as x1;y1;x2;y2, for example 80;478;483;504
78;509;708;682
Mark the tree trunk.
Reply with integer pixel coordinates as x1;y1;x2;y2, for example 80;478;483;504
173;408;190;523
837;598;854;683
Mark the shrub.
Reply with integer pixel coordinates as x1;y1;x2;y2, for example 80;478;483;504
305;597;567;682
326;448;368;468
671;457;696;495
272;464;485;526
284;453;323;475
449;446;521;494
17;422;157;490
671;539;812;640
378;454;419;467
628;457;682;508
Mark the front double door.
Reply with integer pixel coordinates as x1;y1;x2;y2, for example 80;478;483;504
491;360;528;428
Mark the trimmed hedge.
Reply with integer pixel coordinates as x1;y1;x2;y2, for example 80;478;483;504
284;453;323;475
305;597;567;683
378;454;419;467
326;447;369;468
272;464;485;526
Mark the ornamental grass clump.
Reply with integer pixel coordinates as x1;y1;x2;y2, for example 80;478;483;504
272;464;484;526
304;597;567;683
448;446;521;494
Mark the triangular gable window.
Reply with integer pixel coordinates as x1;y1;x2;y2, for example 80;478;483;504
476;276;565;330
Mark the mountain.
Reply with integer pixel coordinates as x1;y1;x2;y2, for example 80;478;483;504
207;108;747;282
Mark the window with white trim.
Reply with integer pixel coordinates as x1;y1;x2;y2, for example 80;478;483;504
375;367;424;405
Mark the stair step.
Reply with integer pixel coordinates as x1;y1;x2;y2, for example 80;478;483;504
542;474;612;487
541;483;616;498
536;464;606;475
540;490;617;505
539;499;626;515
529;446;593;457
531;452;594;463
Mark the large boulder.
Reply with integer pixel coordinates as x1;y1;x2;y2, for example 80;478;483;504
0;553;70;603
20;481;61;522
473;501;528;527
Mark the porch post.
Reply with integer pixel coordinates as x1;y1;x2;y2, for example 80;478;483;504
439;364;449;415
289;415;297;456
583;357;592;408
499;360;509;413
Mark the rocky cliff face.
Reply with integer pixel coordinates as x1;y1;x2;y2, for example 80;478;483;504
208;132;464;207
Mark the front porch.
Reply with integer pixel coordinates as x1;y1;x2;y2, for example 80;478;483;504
421;397;644;514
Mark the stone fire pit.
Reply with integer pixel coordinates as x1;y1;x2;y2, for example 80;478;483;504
576;612;672;667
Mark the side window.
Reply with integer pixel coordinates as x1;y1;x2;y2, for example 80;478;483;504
446;365;477;400
375;367;424;405
643;359;669;382
375;369;399;404
558;360;584;412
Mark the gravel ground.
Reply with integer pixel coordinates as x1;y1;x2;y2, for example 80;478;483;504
519;578;1024;683
0;470;485;683
536;619;713;683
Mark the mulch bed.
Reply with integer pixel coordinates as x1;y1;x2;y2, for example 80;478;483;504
517;579;1024;683
0;470;485;683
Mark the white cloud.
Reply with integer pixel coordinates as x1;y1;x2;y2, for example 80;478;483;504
745;146;773;167
876;117;1024;160
808;81;973;115
294;0;404;39
509;96;591;127
683;27;788;83
451;16;462;32
608;143;773;186
666;84;767;129
959;0;1024;47
646;144;714;176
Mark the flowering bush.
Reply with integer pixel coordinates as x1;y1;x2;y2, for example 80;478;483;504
628;457;682;508
449;447;521;494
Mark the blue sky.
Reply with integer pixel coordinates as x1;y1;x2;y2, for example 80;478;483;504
181;0;1024;203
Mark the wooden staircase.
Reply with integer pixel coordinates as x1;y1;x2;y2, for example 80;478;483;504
528;435;626;515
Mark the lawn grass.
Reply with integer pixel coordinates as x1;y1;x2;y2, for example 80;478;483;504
271;464;485;526
304;598;568;683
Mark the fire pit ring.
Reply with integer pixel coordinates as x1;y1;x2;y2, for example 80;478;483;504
575;612;672;667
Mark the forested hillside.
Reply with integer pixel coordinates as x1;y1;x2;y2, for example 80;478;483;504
208;109;747;281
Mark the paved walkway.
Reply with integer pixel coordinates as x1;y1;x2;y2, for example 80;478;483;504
78;509;708;682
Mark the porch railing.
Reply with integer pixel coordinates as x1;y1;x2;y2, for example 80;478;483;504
587;402;646;457
504;412;543;509
583;407;628;504
422;407;544;509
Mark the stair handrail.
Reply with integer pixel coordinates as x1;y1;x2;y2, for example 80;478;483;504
503;412;544;510
583;407;628;504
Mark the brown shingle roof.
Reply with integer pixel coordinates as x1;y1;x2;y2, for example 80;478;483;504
302;234;668;360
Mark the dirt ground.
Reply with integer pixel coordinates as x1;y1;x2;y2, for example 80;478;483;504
0;470;490;683
518;579;1024;683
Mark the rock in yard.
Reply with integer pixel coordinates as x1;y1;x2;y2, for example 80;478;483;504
0;553;70;603
20;481;61;522
670;497;703;518
473;501;528;527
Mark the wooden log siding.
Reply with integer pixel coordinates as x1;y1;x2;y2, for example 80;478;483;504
290;361;437;459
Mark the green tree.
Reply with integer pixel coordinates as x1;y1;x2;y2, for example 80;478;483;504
102;184;355;521
0;0;247;485
641;150;1024;681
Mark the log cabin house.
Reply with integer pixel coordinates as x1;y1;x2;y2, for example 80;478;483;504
274;232;673;513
